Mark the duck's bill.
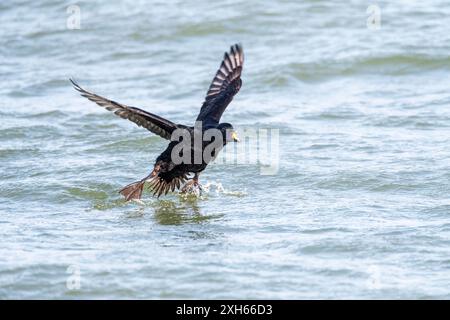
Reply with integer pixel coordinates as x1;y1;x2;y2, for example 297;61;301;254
231;131;240;142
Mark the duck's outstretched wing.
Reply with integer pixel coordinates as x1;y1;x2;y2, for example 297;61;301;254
70;79;178;140
196;44;244;123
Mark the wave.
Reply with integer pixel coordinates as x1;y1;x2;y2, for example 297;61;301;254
261;54;450;84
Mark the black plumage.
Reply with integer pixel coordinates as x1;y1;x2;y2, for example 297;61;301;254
71;44;244;200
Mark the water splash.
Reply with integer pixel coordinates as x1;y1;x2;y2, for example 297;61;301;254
175;180;247;200
201;181;247;197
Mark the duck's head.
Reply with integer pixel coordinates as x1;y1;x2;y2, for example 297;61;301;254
218;123;239;143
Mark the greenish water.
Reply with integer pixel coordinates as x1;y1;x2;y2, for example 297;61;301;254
1;0;450;299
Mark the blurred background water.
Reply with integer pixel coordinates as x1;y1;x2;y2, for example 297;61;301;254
1;0;450;299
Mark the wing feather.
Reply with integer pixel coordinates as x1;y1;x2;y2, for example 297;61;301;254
196;44;244;123
70;79;178;140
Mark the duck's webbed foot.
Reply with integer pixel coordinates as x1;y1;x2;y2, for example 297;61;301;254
119;166;159;201
181;173;202;195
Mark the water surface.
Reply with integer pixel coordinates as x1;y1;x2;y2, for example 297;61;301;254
1;0;450;299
